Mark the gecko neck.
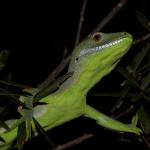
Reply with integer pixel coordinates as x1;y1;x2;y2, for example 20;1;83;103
59;66;111;96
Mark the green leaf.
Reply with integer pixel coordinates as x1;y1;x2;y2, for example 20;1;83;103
117;67;140;88
0;88;20;104
137;61;150;74
110;85;130;113
130;93;143;103
141;72;150;90
138;105;150;134
144;95;150;102
136;11;150;31
0;80;29;89
93;92;122;97
17;118;33;150
0;50;9;71
131;113;138;127
17;121;27;150
33;117;55;149
23;96;33;120
0;119;10;130
0;106;6;114
93;91;135;98
0;91;29;97
20;96;33;140
119;85;130;99
145;86;150;93
130;45;150;72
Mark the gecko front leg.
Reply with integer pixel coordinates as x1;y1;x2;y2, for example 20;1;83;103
84;105;142;135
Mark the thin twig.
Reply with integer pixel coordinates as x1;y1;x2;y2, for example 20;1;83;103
40;0;89;88
55;133;94;150
110;86;130;114
142;135;150;149
112;105;134;119
39;49;71;89
92;0;128;33
133;33;150;45
75;0;89;46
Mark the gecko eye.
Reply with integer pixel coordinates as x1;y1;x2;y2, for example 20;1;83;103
92;32;102;42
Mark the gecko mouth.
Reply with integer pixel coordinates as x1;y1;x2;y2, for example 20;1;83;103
79;38;125;57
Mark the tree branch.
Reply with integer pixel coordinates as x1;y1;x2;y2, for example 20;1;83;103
55;133;94;150
39;49;71;89
75;0;89;46
133;33;150;45
92;0;128;33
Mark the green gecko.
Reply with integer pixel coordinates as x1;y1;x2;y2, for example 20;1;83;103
0;32;142;149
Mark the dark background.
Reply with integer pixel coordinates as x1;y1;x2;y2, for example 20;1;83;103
0;0;149;149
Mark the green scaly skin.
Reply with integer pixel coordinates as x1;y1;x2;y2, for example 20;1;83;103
0;32;142;149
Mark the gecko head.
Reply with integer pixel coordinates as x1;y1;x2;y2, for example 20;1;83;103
68;32;133;75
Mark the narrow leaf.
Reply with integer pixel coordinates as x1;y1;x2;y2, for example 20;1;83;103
0;91;29;97
0;88;20;104
0;50;9;70
138;62;150;74
110;85;130;113
144;95;150;102
131;113;138;127
138;105;150;134
0;80;29;89
0;106;6;114
141;72;150;90
93;92;122;97
131;93;143;102
22;96;33;140
93;92;135;98
130;46;150;72
33;117;55;149
117;67;140;88
17;121;27;150
0;119;10;130
136;11;150;31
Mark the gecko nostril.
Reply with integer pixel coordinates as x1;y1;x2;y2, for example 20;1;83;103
75;57;79;62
